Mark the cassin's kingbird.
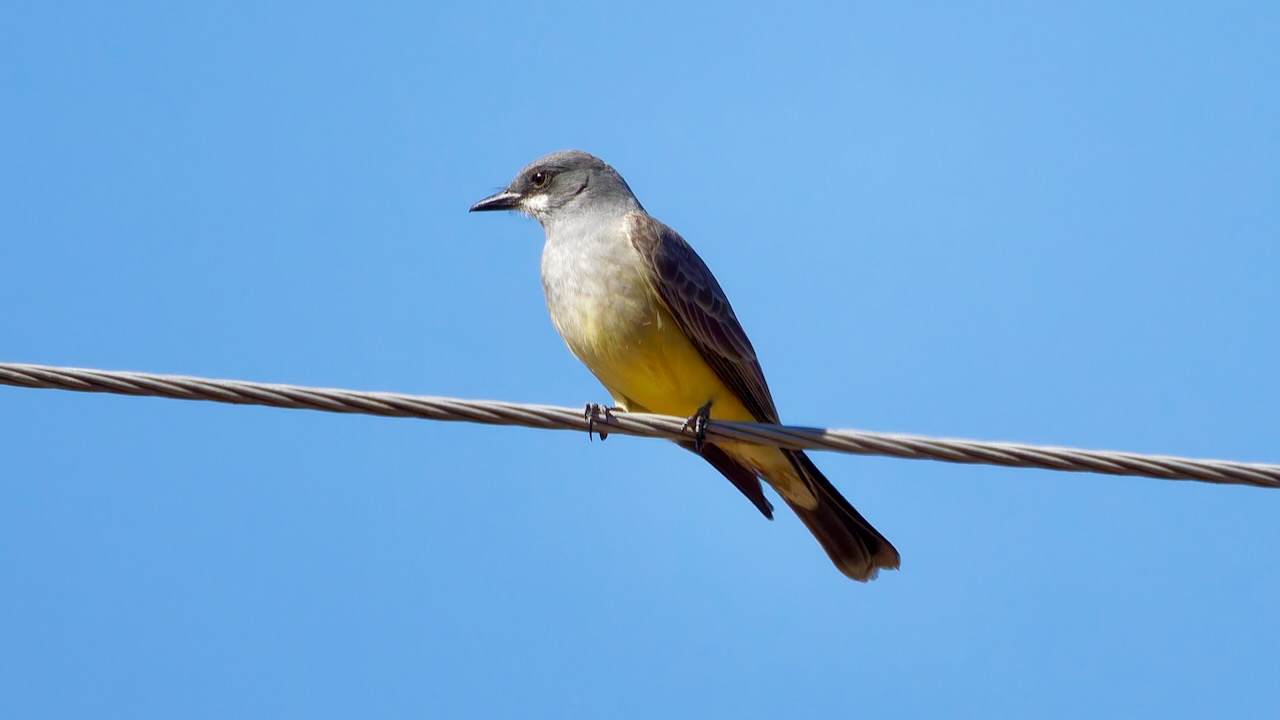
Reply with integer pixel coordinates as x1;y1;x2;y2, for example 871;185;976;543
471;150;899;581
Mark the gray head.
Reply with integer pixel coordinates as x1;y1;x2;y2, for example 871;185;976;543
469;150;641;227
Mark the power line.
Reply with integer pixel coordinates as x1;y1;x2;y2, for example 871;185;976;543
1;362;1276;489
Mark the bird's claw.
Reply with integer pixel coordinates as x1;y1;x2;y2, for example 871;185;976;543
682;400;714;452
584;403;616;441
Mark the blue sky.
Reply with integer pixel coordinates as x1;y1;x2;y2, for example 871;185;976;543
2;2;1278;717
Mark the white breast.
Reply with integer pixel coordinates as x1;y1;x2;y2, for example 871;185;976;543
539;215;658;365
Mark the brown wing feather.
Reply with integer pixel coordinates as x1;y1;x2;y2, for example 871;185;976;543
626;212;780;424
682;441;775;518
627;213;900;579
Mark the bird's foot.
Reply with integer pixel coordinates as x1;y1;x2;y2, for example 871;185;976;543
682;400;714;452
583;403;618;441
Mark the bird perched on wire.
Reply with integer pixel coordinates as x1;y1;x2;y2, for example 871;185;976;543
471;150;898;581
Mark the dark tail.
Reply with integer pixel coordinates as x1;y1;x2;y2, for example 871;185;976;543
681;441;775;519
783;450;900;582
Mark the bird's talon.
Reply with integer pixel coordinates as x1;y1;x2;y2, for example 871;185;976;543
683;400;714;452
584;403;615;441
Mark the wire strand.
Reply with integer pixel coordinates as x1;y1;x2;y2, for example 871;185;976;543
2;361;1276;489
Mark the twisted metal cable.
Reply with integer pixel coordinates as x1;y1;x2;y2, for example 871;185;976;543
2;362;1277;489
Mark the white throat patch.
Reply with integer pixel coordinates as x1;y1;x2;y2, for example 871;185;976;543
521;194;551;215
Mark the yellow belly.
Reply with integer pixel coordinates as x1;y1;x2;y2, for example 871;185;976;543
564;301;755;422
558;293;816;507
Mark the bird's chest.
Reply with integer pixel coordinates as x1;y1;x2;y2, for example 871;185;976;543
536;222;738;417
540;235;661;361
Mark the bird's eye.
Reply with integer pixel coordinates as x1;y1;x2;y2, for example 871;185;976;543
530;171;550;188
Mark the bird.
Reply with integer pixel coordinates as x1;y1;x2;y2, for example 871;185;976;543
470;150;899;581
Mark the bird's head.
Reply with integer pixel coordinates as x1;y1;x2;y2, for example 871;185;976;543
470;150;639;227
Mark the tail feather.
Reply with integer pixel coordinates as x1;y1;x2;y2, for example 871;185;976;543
681;441;774;519
690;440;898;582
783;450;900;582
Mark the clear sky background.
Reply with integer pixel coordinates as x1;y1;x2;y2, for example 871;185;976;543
2;2;1278;718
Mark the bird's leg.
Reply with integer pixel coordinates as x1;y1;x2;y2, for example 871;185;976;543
583;403;618;441
682;400;714;452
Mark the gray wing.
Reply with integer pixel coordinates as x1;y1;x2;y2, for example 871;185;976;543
627;212;780;424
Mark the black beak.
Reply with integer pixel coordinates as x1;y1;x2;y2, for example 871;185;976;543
469;190;522;212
